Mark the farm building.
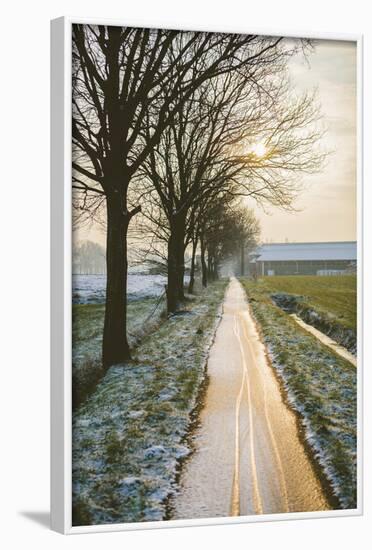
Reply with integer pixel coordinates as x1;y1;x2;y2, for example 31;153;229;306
249;241;357;276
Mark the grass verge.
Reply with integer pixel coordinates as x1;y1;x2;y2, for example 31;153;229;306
240;278;357;509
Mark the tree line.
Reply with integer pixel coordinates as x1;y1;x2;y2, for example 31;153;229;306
72;25;325;367
73;240;106;274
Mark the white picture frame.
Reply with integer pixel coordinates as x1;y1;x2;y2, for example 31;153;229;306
51;16;363;534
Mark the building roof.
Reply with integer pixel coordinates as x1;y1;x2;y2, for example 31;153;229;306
252;241;357;262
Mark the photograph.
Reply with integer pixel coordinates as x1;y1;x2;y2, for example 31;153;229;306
70;23;358;527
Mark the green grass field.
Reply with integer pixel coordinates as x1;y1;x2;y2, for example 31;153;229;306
259;275;356;331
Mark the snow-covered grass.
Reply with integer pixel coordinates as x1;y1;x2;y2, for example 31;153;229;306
240;278;357;509
73;273;168;304
72;280;227;526
72;296;166;408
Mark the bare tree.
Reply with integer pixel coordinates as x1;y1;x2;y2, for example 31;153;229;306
137;42;325;310
203;202;260;281
72;25;304;364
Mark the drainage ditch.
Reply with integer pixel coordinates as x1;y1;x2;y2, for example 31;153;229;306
271;293;356;358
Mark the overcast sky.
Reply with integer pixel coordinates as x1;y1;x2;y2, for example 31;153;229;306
74;38;357;248
252;39;357;243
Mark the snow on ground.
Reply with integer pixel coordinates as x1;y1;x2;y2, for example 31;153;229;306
72;296;169;409
72;280;227;526
72;272;188;408
72;273;168;304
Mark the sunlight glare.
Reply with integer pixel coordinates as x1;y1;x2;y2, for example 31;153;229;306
252;142;267;158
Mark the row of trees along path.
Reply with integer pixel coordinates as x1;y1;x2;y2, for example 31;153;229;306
72;25;325;367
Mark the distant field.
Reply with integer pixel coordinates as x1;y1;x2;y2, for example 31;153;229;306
259;275;357;331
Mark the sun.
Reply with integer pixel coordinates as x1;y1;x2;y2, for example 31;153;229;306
251;141;267;158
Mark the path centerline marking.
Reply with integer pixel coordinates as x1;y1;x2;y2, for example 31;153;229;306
239;309;290;513
230;315;246;516
233;312;264;515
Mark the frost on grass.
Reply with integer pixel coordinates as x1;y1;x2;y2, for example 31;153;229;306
72;273;168;304
241;280;357;510
72;296;166;408
72;281;226;526
271;292;356;355
72;274;175;408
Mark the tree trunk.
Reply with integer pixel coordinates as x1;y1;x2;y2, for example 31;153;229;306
167;214;186;312
188;237;198;294
102;193;131;367
200;234;208;288
207;254;213;280
240;242;245;276
176;243;185;301
101;31;133;367
167;232;179;313
177;213;187;301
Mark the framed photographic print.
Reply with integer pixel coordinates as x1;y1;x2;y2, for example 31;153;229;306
51;16;363;534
